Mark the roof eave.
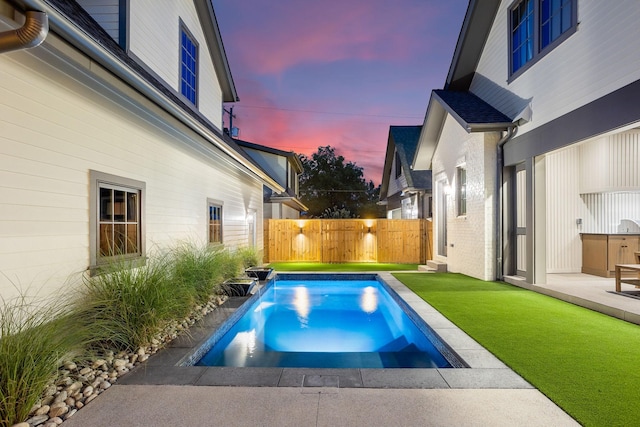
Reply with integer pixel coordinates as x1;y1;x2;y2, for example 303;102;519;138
194;0;238;102
445;0;501;91
269;196;309;212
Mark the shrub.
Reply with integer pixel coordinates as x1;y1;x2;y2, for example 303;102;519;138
171;243;225;305
0;295;80;427
235;246;261;269
72;256;190;352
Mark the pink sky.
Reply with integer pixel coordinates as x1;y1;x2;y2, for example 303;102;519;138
215;0;468;185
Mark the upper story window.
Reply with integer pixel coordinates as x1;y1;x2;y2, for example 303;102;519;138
395;151;402;179
509;0;577;77
180;23;198;105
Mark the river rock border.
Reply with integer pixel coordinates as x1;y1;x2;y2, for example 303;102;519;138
12;295;228;427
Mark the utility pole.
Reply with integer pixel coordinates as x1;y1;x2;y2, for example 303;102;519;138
223;106;236;134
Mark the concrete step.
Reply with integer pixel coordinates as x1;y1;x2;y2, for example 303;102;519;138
425;260;447;273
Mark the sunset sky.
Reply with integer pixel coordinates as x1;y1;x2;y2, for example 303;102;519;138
214;0;469;185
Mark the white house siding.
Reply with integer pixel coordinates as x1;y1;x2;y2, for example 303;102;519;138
77;0;120;44
431;115;498;281
471;0;640;137
541;129;640;274
0;48;262;301
245;149;287;187
387;161;407;198
128;0;224;128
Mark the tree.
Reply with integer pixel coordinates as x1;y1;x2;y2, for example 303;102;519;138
299;146;381;218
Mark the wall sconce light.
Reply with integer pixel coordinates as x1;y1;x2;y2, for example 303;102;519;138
367;227;371;233
299;227;303;234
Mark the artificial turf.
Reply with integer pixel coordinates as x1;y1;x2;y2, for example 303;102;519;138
268;262;419;271
393;272;640;427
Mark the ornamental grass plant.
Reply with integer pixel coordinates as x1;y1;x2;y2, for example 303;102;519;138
0;294;82;427
72;255;190;352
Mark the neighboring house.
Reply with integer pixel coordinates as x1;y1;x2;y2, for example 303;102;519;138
234;139;308;219
413;0;640;284
0;0;284;301
379;126;432;219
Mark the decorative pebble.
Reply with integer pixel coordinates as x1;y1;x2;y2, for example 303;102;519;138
113;359;127;368
50;416;63;425
92;359;106;369
64;409;77;420
52;391;67;404
64;362;77;370
34;405;50;416
79;367;92;375
67;381;83;393
85;394;98;404
75;401;84;409
82;386;94;397
99;381;111;390
48;402;68;418
25;415;49;426
10;422;30;427
138;354;149;363
64;397;75;407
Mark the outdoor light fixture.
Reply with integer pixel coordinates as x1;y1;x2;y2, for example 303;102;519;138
299;227;303;234
367;227;371;233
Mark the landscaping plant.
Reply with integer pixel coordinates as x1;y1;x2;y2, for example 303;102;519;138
0;295;81;427
72;256;190;352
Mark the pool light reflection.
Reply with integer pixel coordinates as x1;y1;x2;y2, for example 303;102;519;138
360;286;378;313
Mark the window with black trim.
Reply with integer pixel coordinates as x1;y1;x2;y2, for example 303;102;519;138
456;167;467;216
90;171;145;268
180;22;198;105
208;201;223;244
510;0;576;76
395;151;402;179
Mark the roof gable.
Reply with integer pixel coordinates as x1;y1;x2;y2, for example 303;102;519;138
445;0;501;91
380;126;432;199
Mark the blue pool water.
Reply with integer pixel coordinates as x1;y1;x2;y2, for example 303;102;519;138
193;274;463;368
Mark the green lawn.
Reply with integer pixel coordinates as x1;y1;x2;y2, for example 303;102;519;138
393;272;640;427
269;262;419;271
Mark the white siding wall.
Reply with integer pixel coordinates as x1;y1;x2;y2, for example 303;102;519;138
128;0;224;128
544;147;582;273
471;0;640;136
387;150;407;197
0;50;261;301
77;0;120;44
580;131;640;193
543;131;640;273
431;115;498;280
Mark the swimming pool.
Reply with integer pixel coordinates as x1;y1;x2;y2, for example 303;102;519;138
186;274;466;369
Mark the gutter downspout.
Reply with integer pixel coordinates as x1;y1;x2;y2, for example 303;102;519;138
496;125;517;281
0;10;48;53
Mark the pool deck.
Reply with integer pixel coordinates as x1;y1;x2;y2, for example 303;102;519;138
58;271;638;427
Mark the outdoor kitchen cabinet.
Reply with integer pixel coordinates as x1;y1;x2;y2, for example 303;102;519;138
582;233;640;277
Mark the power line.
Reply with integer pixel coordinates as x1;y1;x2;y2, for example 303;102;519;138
236;104;423;120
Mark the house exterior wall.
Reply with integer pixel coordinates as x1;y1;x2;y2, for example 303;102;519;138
431;115;499;280
471;0;640;139
242;148;288;188
77;0;121;44
128;0;224;128
387;151;407;198
0;30;262;301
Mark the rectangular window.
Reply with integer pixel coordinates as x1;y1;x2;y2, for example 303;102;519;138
395;151;402;178
509;0;576;77
180;23;198;105
457;167;467;216
208;201;223;244
90;171;145;268
511;0;534;74
540;0;573;50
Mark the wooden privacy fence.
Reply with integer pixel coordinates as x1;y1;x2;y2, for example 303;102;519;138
264;219;433;264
